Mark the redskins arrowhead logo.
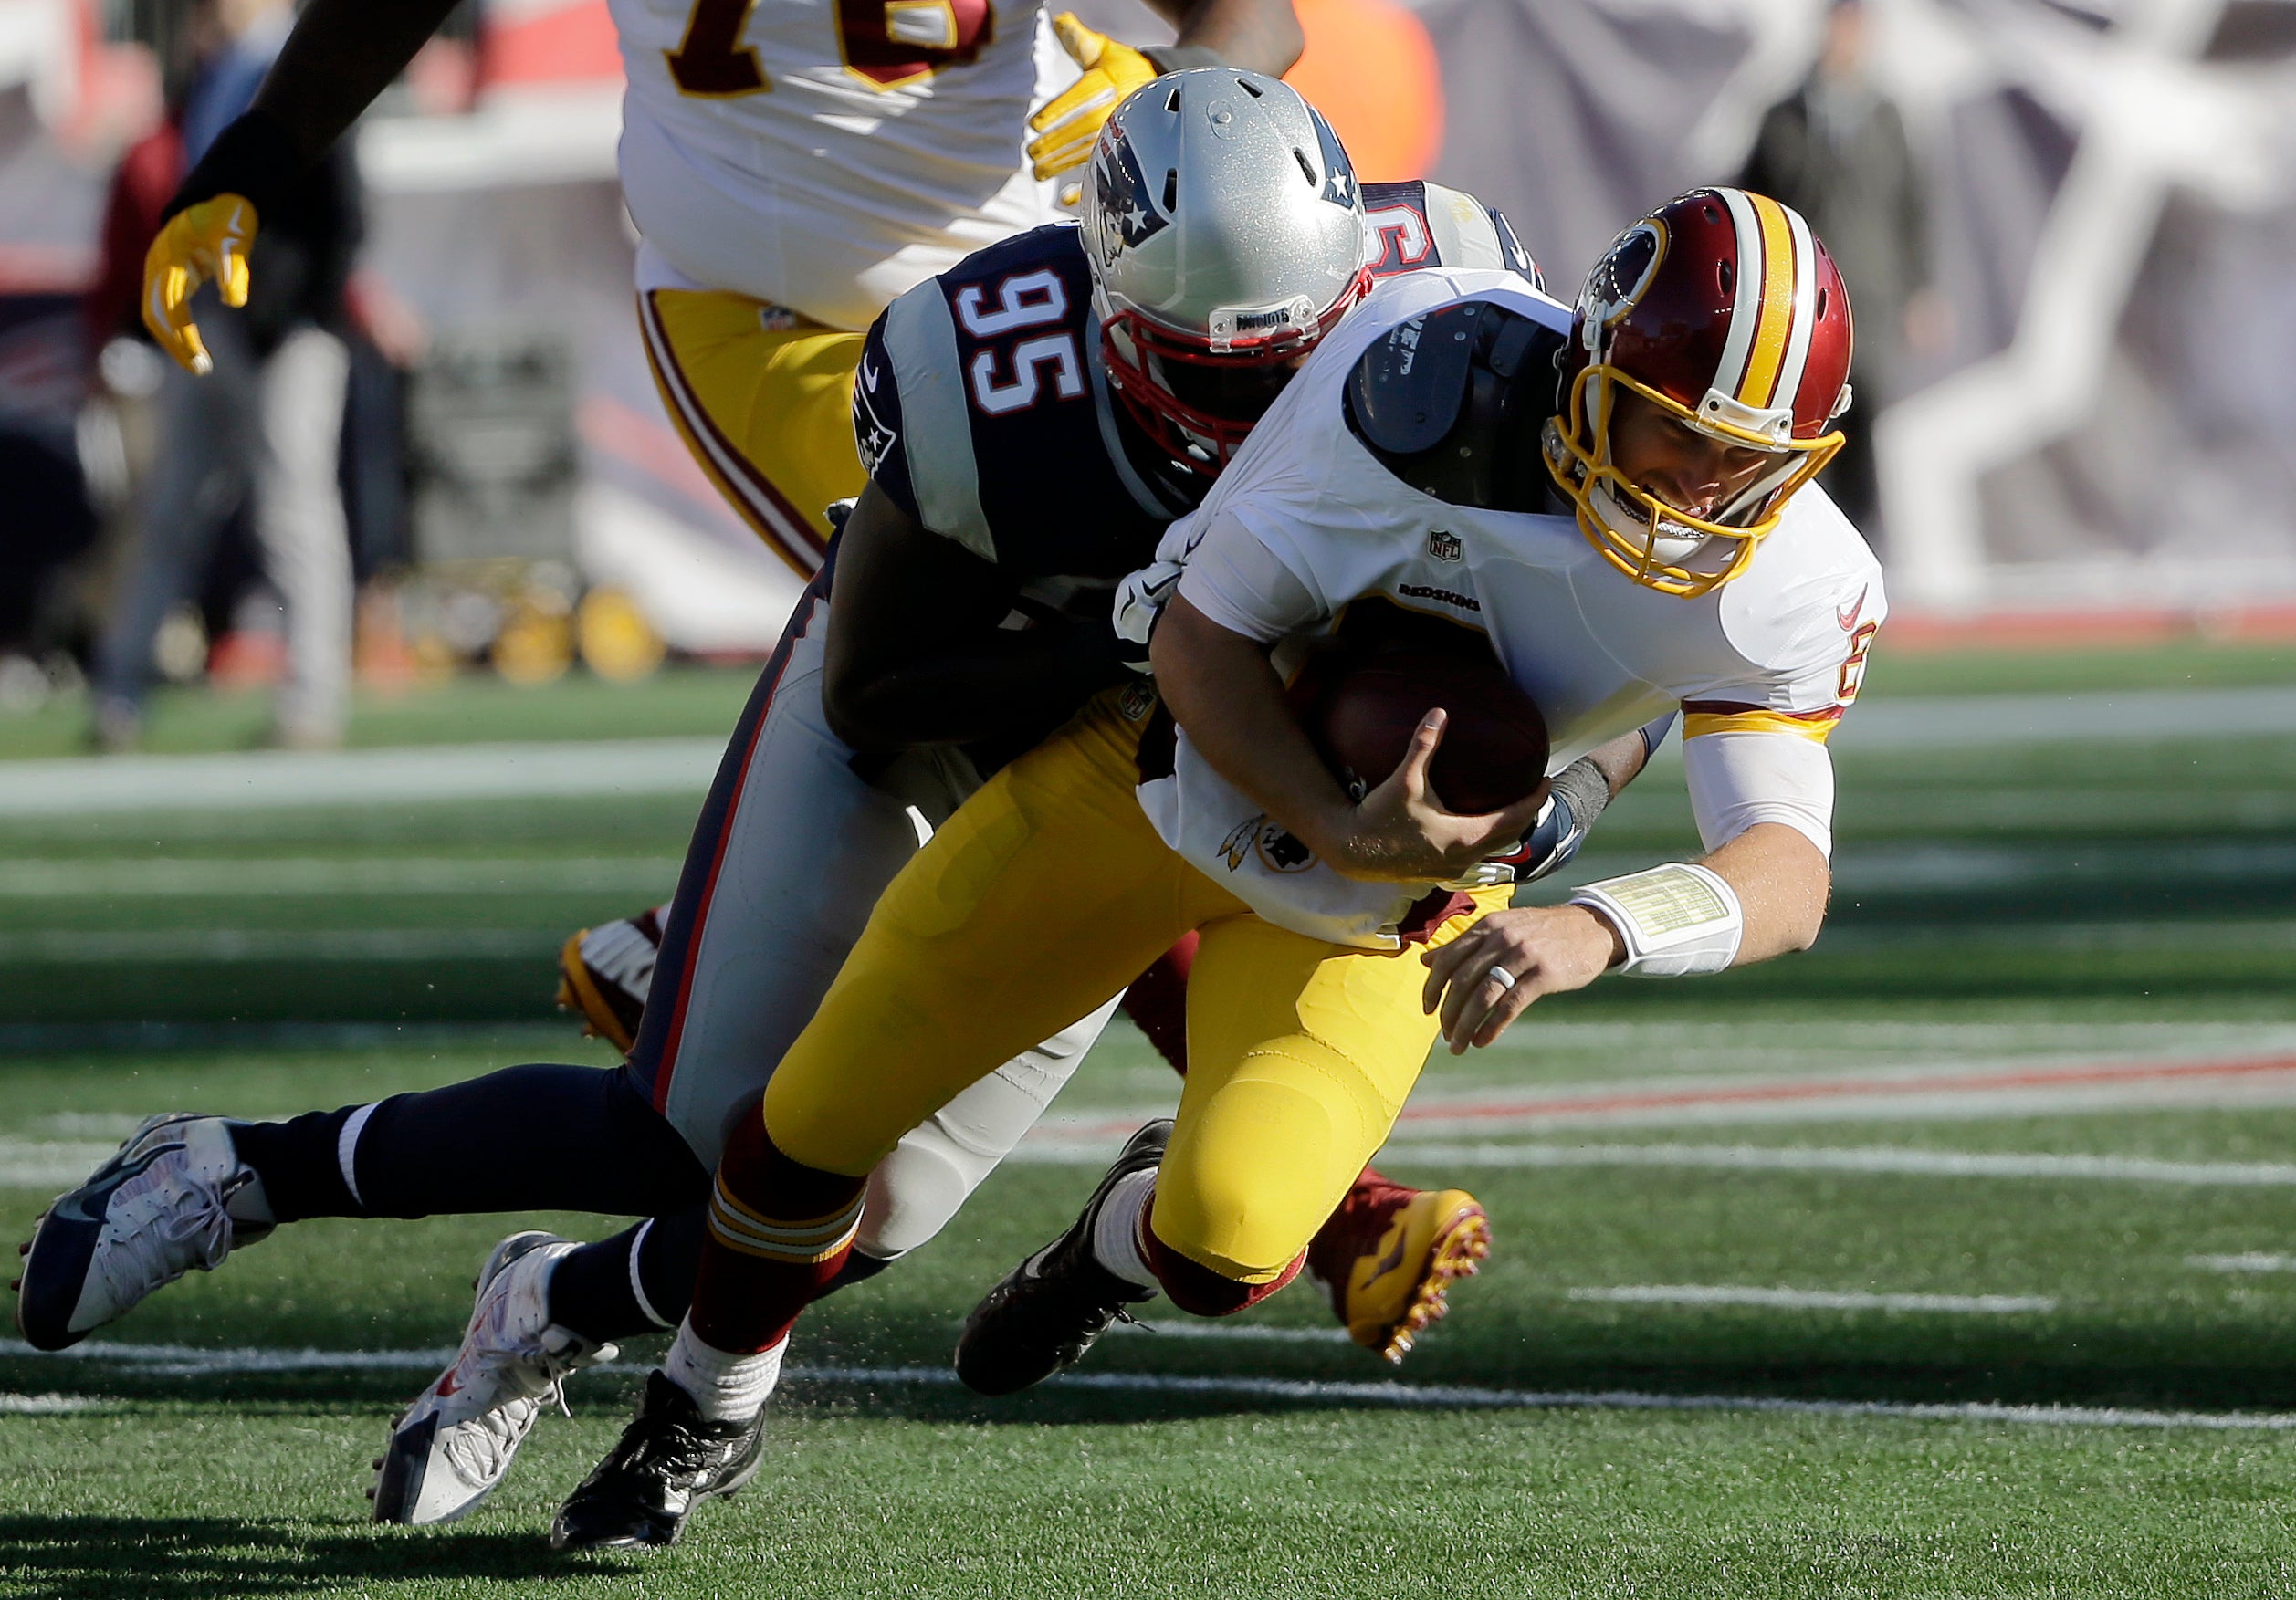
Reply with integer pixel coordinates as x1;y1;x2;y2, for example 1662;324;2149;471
1587;218;1667;332
1218;815;1315;873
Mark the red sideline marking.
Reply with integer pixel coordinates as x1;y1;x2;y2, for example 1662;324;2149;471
1049;1054;2296;1140
1888;605;2296;653
1390;1053;2296;1124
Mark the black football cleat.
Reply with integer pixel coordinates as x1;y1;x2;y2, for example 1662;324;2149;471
954;1118;1169;1396
548;1370;765;1552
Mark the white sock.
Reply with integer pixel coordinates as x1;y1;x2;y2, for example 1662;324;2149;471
661;1323;785;1422
1090;1169;1158;1292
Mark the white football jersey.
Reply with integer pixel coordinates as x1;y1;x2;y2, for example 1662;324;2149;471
1139;267;1886;946
612;0;1075;329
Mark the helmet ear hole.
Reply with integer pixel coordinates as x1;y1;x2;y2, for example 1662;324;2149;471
1162;169;1179;211
1816;286;1830;320
1238;76;1264;97
1717;259;1734;296
1292;148;1316;185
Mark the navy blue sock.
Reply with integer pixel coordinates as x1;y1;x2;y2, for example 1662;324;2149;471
546;1207;897;1344
231;1064;709;1226
230;1108;357;1223
548;1215;686;1344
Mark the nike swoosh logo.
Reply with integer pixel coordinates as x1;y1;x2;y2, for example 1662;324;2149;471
1837;585;1869;633
860;358;880;393
435;1368;466;1398
51;1142;181;1228
1368;1229;1410;1283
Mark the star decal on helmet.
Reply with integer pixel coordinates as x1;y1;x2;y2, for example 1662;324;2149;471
1311;114;1358;209
1092;129;1168;262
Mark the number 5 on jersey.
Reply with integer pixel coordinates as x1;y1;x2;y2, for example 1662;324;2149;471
958;269;1085;414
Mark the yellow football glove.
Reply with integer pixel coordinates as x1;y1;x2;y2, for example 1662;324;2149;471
1025;14;1159;182
142;194;259;376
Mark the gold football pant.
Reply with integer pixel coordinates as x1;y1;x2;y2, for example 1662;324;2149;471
636;288;867;578
761;691;1504;1282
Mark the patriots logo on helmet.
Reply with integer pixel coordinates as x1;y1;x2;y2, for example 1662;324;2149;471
1093;129;1169;263
853;362;898;478
1310;113;1358;209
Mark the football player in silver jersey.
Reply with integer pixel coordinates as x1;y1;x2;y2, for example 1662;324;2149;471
27;77;1656;1549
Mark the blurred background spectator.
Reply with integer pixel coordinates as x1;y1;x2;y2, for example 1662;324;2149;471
85;0;362;750
1737;0;1945;540
2;0;2293;713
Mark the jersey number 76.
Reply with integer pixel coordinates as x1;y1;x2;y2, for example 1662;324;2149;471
667;0;993;96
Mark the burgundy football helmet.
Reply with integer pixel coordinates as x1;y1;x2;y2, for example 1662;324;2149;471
1544;187;1854;597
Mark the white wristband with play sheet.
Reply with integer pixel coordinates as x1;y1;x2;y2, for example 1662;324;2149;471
1568;863;1744;978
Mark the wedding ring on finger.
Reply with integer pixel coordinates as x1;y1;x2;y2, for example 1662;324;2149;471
1487;964;1518;991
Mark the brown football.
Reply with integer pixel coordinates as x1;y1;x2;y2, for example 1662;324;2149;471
1289;603;1550;815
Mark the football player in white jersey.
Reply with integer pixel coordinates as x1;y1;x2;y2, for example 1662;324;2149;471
35;77;1654;1548
140;0;1305;570
626;187;1879;1446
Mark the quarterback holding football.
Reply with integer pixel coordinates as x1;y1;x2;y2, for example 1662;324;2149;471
627;182;1880;1509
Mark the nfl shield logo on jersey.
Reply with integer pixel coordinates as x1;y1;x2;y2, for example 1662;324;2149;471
1427;529;1463;563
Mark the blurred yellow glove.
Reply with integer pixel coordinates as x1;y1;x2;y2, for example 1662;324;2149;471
142;194;259;376
1026;14;1159;181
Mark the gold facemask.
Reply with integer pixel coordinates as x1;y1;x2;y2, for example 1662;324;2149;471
1544;364;1842;599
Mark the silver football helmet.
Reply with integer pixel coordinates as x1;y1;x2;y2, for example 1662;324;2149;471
1081;68;1370;476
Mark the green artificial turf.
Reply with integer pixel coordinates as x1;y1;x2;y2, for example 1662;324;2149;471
8;1023;2296;1595
5;657;2296;1594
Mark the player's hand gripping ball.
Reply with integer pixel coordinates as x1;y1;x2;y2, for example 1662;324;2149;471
1294;609;1551;816
142;195;259;375
1027;14;1158;182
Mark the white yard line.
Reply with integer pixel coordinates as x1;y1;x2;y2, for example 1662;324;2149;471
1567;1286;2058;1314
0;1393;102;1413
0;738;726;818
3;1338;2289;1432
1;686;2287;819
8;842;2291;902
2187;1253;2296;1273
15;1136;2293;1193
1119;1322;1352;1344
0;858;682;897
0;930;551;962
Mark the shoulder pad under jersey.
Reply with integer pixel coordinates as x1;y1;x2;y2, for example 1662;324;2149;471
1360;180;1543;289
1345;299;1483;455
854;224;1168;578
1344;298;1566;508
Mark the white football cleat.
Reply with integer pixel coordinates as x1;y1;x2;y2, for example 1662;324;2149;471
14;1113;270;1351
370;1230;617;1526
